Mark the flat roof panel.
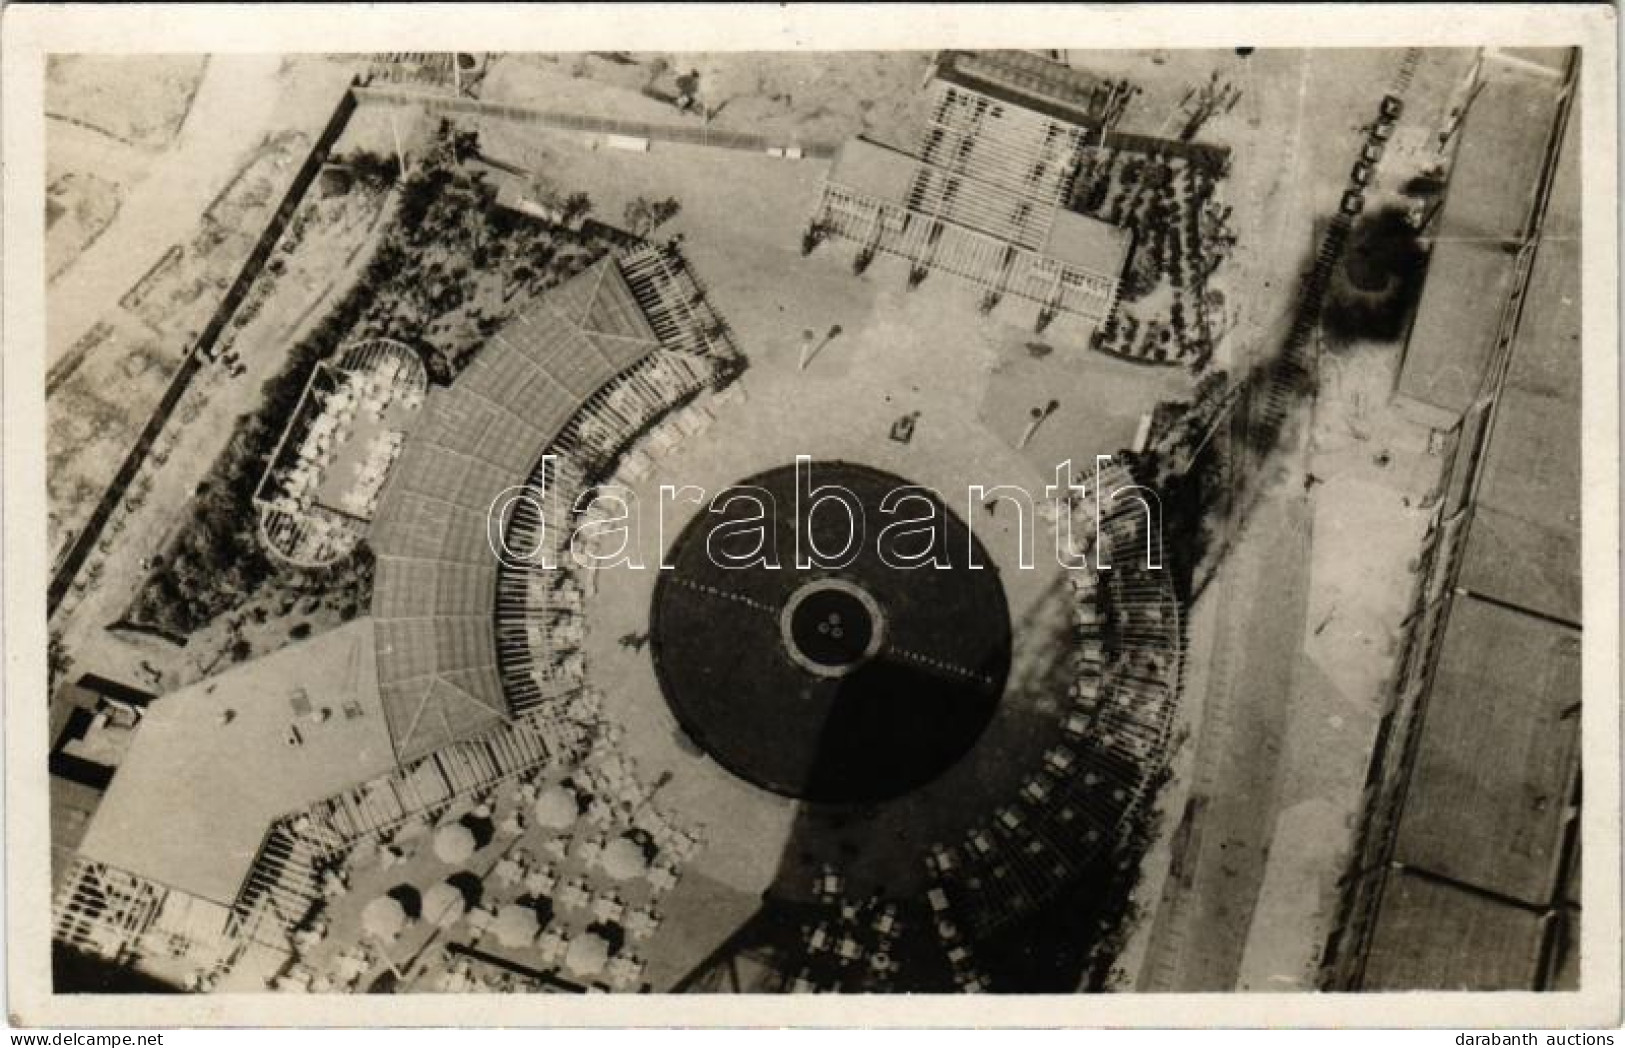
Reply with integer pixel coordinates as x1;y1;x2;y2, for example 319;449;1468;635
827;138;920;203
1457;503;1581;627
78;622;393;905
1393;596;1580;904
1435;71;1561;243
1362;871;1547;990
1458;236;1580;623
1396;241;1516;416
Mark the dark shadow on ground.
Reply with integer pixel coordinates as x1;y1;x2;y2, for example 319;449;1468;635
1322;206;1429;345
659;463;1169;992
52;943;184;994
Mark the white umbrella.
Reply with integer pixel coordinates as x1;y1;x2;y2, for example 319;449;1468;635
433;823;477;864
361;895;406;941
493;903;539;949
564;932;610;977
533;785;577;830
600;837;649;882
423;881;466;929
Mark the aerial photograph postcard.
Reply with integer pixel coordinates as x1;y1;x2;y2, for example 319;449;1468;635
4;2;1617;1031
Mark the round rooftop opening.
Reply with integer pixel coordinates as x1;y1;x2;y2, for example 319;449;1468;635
781;579;885;678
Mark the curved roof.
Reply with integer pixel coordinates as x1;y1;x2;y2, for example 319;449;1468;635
370;258;659;763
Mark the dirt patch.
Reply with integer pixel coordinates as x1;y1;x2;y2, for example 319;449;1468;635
116;131;311;333
47;329;179;545
45;170;122;281
47;122;355;559
46;55;207;150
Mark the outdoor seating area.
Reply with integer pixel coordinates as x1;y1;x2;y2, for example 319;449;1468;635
766;469;1179;988
915;80;1087;249
57;557;721;999
248;742;705;995
228;708;574;949
923;461;1183;937
49;227;1189;995
784;875;918;993
492;249;746;726
256;338;427;568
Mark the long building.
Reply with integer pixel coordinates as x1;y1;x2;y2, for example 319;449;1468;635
1323;48;1581;991
1391;49;1571;427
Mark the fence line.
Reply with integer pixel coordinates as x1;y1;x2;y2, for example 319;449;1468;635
354;85;842;159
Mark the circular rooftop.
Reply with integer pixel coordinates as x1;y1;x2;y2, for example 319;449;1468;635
650;461;1012;805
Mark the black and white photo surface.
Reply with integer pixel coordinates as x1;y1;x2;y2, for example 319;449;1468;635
4;3;1616;1030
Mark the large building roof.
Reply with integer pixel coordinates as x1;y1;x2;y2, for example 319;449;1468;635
1453;116;1581;624
935;50;1112;130
1455;385;1581;626
1391;596;1580;905
1394;240;1516;418
368;257;659;764
1433;58;1565;244
77;620;394;906
1360;870;1549;990
1394;55;1568;421
1343;65;1580;990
